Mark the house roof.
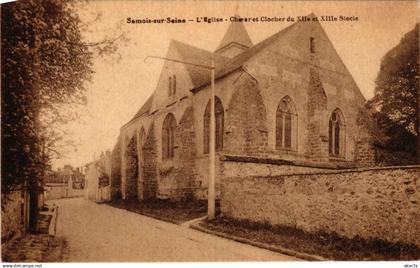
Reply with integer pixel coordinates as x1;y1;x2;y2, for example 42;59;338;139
215;18;253;51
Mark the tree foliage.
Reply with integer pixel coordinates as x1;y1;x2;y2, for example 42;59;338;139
1;0;125;193
368;23;419;156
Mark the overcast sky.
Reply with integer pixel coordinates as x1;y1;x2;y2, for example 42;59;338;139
52;1;419;169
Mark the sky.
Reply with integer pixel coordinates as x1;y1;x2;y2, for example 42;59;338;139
52;0;419;169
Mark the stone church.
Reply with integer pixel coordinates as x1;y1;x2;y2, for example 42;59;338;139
110;14;375;201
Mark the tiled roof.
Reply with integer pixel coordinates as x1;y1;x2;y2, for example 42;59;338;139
216;19;253;51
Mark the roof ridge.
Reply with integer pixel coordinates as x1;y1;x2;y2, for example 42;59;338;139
127;92;155;123
171;39;213;55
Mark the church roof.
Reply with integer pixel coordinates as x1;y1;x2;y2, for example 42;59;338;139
129;41;229;122
192;20;299;92
172;40;229;87
129;19;300;122
130;92;154;121
216;17;253;51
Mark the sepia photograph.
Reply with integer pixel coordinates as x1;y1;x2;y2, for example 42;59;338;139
1;0;419;264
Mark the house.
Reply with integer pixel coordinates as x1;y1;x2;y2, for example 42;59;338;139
44;166;85;200
111;13;375;202
85;151;112;202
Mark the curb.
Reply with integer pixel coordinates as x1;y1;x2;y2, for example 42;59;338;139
190;222;328;261
181;215;208;227
48;204;58;236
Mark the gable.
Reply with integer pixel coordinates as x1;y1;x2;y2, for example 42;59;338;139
148;41;196;113
244;17;366;106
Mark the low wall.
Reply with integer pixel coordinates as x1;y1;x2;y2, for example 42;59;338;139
221;165;420;247
45;184;84;200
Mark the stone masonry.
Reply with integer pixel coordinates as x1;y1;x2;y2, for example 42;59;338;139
221;165;420;247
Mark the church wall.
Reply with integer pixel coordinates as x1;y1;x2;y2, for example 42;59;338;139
224;73;269;156
120;114;154;200
114;19;376;202
149;43;195;113
121;97;198;201
245;21;370;165
110;139;121;199
245;42;310;161
140;122;158;199
191;71;242;199
124;135;138;200
152;97;194;200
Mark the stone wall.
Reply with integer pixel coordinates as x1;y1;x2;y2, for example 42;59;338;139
45;184;84;200
221;155;330;178
2;190;24;241
355;138;376;167
221;165;420;247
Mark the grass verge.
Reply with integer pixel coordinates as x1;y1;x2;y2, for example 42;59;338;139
108;198;207;224
200;217;420;261
1;234;67;262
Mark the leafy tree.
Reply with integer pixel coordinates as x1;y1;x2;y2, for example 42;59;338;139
368;23;419;161
1;0;126;230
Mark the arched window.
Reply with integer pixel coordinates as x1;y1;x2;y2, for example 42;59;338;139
276;97;297;150
168;75;176;96
139;127;146;147
168;76;172;96
329;109;345;157
204;97;224;154
162;114;176;159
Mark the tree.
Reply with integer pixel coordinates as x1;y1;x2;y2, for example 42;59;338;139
368;23;419;162
1;0;126;230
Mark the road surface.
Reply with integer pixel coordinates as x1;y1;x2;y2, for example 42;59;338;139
53;198;300;262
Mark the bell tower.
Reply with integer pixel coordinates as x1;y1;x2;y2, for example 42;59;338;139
215;15;253;58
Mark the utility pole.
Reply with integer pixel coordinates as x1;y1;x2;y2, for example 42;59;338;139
144;55;216;219
208;55;216;220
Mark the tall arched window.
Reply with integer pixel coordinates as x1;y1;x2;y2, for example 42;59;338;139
162;113;176;159
204;97;224;154
329;109;345;157
139;127;146;147
276;97;297;150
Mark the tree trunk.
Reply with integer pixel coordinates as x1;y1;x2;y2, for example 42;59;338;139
28;178;38;233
